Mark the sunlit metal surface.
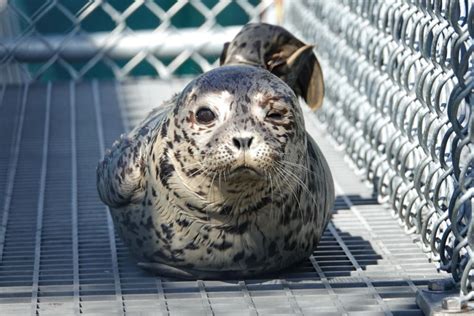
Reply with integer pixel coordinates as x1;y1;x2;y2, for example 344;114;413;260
285;0;473;301
0;27;240;61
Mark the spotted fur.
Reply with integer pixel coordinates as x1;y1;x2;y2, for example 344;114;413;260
97;58;334;279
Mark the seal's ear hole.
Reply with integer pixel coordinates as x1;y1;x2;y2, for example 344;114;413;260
219;42;230;66
270;45;325;111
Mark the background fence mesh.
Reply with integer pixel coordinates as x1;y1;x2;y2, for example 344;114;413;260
0;0;273;82
284;0;473;300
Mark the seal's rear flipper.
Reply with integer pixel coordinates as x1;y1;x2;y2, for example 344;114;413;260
138;262;197;279
220;23;324;111
138;262;268;280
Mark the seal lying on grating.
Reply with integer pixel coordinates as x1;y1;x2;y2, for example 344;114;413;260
97;23;334;279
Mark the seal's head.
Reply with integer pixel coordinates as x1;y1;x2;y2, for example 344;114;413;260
167;65;306;194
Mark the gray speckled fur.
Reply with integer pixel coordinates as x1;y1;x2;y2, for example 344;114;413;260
97;27;334;279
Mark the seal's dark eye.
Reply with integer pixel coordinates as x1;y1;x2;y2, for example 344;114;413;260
196;107;216;124
266;112;284;121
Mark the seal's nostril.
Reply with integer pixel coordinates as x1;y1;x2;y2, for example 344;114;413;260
232;137;253;150
247;137;253;148
232;138;241;149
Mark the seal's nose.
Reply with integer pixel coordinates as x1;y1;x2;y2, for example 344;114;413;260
232;137;253;150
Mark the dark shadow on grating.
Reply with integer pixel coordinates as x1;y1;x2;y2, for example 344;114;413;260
333;195;379;211
0;80;446;315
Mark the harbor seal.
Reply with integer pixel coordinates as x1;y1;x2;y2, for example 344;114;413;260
97;24;334;279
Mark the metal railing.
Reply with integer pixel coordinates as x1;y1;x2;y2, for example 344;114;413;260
284;0;473;301
0;0;274;81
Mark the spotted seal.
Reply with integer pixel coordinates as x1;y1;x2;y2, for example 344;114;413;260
97;24;334;279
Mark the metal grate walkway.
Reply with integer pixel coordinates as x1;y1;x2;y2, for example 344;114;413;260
0;80;447;315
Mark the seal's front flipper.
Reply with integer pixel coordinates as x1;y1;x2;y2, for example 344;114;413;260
96;97;176;209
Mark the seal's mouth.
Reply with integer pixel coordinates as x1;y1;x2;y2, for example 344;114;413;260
230;165;262;177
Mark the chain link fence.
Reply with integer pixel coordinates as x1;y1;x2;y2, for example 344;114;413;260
284;0;473;302
0;0;274;82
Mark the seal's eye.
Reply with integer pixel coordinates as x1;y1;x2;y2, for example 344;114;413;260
266;112;284;121
196;107;216;124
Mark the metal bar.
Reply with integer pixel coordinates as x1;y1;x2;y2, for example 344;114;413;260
279;279;304;315
113;82;130;133
0;84;6;110
308;252;347;315
91;79;125;314
30;82;51;316
238;281;258;316
197;280;213;315
1;27;241;62
0;84;28;263
70;81;81;316
155;278;169;316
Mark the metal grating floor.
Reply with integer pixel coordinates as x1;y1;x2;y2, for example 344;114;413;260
0;79;448;315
